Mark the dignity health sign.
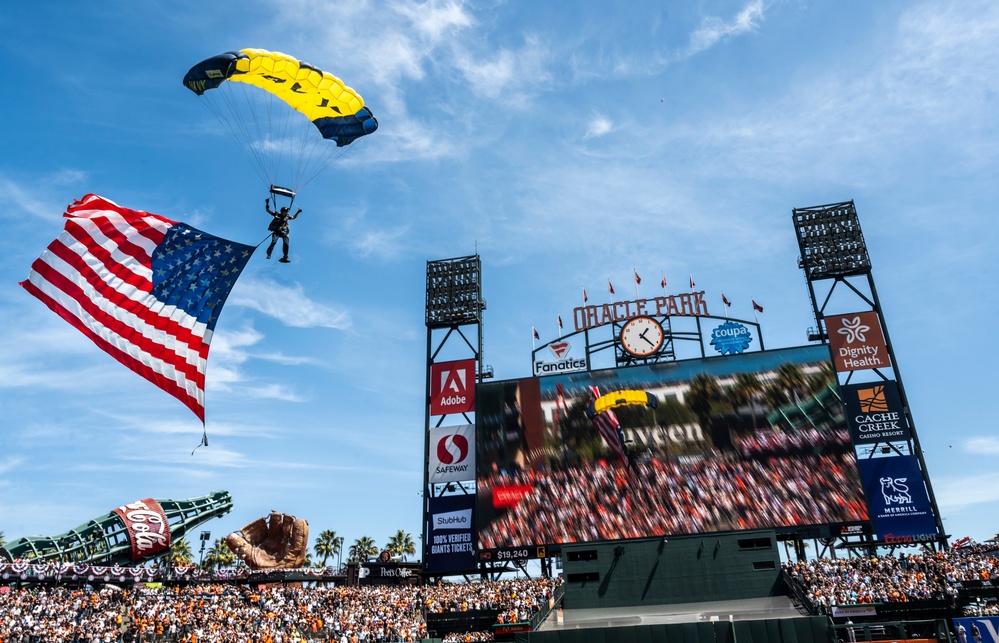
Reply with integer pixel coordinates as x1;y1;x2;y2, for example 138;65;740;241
825;311;891;372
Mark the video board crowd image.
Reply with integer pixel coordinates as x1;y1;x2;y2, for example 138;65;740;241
474;345;870;551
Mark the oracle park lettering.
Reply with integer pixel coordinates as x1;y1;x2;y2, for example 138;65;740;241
572;292;709;332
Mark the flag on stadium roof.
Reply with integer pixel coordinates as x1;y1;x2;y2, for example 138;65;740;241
20;193;254;422
753;299;764;313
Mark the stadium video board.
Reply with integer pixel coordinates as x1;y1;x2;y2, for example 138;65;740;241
474;344;870;554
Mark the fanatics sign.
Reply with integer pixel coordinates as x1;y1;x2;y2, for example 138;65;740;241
825;311;891;372
430;359;476;415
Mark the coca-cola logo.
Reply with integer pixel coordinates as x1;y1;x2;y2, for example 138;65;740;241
112;498;171;560
437;433;469;464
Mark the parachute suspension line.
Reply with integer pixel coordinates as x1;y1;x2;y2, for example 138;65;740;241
200;87;271;188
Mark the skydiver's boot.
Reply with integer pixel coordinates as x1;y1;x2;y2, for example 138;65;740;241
279;256;290;263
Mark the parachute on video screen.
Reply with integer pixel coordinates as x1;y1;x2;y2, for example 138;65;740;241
586;389;659;419
183;48;378;198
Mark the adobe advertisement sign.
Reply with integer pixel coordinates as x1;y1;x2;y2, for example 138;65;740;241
825;311;891;372
857;456;937;541
429;424;475;483
111;498;171;560
425;494;477;573
841;380;910;444
430;359;476;415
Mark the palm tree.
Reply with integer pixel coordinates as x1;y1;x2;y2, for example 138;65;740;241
169;538;194;567
776;362;807;404
203;537;235;570
314;530;342;568
386;530;416;561
686;373;721;429
348;536;378;562
731;372;764;430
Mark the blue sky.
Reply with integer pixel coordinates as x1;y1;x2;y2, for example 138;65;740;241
2;0;997;558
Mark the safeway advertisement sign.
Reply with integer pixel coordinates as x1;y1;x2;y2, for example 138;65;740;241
825;311;891;373
430;359;476;415
429;424;476;483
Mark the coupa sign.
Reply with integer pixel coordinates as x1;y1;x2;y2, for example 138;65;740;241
533;341;587;376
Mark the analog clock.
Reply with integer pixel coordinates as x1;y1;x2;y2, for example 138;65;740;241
620;316;665;357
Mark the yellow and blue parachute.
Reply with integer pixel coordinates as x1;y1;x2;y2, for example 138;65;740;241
183;49;377;194
586;389;658;419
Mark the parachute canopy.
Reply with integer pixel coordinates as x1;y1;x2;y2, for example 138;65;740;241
183;49;377;192
586;389;658;419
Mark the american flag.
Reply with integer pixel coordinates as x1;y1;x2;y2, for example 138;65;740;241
589;386;627;465
20;194;254;422
722;293;731;307
752;299;764;313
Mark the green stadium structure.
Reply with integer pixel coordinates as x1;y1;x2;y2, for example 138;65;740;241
0;491;232;565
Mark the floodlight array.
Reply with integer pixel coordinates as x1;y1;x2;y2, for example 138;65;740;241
793;201;871;279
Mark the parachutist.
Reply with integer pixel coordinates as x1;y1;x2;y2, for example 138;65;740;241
265;200;301;263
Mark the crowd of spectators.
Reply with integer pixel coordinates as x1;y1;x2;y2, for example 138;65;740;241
783;545;999;609
0;576;561;643
478;444;868;549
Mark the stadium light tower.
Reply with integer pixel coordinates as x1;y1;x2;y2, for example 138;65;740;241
422;255;489;578
792;201;945;552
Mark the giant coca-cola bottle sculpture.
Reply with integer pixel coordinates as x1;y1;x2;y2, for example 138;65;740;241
0;491;232;565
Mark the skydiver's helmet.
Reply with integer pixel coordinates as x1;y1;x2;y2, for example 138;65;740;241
280;207;290;214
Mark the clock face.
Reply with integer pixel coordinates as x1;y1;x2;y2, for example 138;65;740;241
620;317;665;357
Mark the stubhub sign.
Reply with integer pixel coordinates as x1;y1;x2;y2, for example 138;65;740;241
432;509;472;530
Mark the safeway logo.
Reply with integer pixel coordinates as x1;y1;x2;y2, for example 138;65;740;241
437;433;469;464
430;359;476;415
549;342;571;359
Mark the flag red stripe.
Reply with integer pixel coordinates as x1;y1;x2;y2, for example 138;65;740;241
41;238;206;355
25;257;206;389
20;279;203;419
21;196;211;420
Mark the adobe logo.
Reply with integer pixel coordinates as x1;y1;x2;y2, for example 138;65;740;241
430;359;476;415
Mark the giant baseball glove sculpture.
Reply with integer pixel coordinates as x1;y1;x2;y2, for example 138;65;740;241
225;511;309;569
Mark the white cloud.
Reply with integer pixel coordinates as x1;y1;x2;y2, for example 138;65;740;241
0;457;22;474
963;437;999;456
229;277;351;329
583;114;615;140
685;0;767;58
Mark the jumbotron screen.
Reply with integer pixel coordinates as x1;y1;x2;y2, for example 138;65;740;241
474;344;869;552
